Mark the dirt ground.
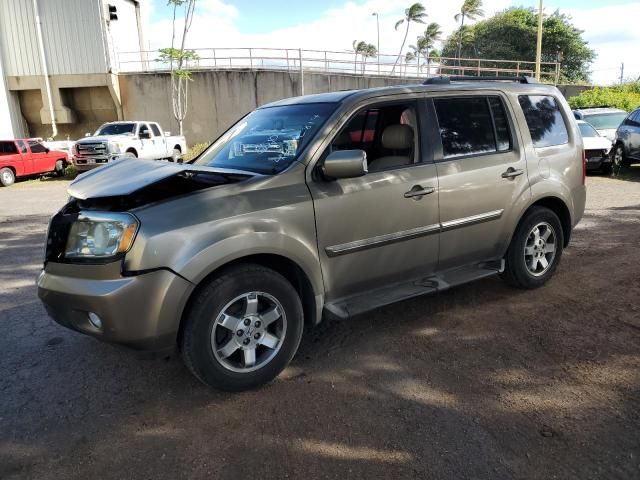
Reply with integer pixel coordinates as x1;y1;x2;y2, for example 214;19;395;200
1;171;639;479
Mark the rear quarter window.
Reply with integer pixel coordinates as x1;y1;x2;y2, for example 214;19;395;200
518;95;569;148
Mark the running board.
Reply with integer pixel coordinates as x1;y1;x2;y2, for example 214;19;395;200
323;259;504;320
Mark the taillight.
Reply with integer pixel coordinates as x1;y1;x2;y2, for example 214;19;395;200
581;150;586;185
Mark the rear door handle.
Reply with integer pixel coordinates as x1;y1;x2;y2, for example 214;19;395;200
501;167;524;179
404;185;435;199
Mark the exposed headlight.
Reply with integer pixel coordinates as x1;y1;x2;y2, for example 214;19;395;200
64;212;139;259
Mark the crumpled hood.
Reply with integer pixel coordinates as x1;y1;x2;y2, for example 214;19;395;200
68;158;256;200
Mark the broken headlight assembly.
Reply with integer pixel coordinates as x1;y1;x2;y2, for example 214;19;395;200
64;211;139;259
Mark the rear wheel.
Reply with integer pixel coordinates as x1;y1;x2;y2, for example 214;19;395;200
170;148;181;163
180;264;304;391
501;207;564;289
0;167;15;187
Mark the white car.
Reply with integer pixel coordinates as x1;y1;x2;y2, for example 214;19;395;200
73;121;187;171
577;120;613;173
573;107;627;142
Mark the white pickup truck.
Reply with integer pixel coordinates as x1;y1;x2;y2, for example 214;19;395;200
73;121;187;171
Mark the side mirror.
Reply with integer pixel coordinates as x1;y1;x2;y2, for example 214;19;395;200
140;131;151;139
44;147;50;153
84;133;91;137
322;149;368;179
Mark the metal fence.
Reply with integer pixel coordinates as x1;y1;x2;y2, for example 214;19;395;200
118;47;562;84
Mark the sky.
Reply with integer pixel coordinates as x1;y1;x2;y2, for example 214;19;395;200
142;0;640;85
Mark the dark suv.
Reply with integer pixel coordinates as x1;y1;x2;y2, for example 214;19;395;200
612;108;640;171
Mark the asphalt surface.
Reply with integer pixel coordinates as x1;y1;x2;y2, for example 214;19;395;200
1;172;639;479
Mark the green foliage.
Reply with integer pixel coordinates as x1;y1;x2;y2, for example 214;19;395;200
568;82;640;111
157;47;199;80
441;7;596;83
183;142;210;162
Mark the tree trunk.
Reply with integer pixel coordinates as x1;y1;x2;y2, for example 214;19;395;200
391;22;410;75
457;15;465;67
416;54;420;76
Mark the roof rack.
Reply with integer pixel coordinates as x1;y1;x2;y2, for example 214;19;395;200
423;75;538;85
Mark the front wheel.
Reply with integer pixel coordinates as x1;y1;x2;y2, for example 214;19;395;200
0;167;15;187
170;148;182;163
180;264;304;391
501;207;564;289
54;160;66;177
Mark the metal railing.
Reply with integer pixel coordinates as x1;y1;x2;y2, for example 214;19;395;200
118;47;561;84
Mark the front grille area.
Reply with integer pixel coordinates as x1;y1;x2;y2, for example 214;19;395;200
586;149;606;160
76;142;107;158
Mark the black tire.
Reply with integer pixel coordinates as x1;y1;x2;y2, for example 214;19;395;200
180;264;304;391
600;163;613;175
612;144;628;175
501;206;564;289
0;167;15;187
55;160;66;177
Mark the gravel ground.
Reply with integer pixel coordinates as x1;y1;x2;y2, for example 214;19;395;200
1;172;639;479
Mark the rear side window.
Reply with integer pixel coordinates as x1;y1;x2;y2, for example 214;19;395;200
434;96;512;158
0;141;18;154
518;95;569;148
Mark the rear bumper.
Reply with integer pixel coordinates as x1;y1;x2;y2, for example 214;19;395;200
37;262;194;351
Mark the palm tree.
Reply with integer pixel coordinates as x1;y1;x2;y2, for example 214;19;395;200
391;3;427;74
361;43;377;74
352;40;367;73
451;26;476;71
409;36;428;75
454;0;484;63
427;48;440;76
421;23;442;76
403;51;416;77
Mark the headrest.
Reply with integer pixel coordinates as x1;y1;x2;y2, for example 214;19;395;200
381;124;413;150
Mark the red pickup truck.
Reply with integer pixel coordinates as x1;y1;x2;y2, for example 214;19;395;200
0;139;68;187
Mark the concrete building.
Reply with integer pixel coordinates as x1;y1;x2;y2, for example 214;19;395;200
0;0;146;140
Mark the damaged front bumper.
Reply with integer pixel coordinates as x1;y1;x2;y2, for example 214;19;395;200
37;261;194;351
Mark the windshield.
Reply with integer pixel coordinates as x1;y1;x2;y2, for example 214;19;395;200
578;123;598;137
583;113;627;130
194;103;336;174
95;123;136;136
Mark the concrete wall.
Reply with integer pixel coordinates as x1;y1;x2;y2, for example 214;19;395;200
119;69;593;148
119;69;416;146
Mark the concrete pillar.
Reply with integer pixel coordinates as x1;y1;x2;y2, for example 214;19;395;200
39;81;75;124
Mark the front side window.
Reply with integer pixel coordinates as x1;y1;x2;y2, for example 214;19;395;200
195;103;336;174
329;102;419;172
95;123;136;136
28;140;47;153
434;97;505;158
518;95;569;148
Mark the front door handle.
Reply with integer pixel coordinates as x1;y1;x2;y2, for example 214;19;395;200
404;185;435;199
501;167;524;179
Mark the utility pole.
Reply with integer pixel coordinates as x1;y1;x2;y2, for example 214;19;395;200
372;12;380;75
535;0;543;81
619;62;625;84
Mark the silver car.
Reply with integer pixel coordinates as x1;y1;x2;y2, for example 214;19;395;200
38;77;586;390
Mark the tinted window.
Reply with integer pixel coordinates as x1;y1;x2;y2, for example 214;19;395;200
28;140;48;153
0;141;18;154
150;123;162;136
518;96;569;148
139;124;150;136
435;97;496;157
488;97;512;151
16;140;27;153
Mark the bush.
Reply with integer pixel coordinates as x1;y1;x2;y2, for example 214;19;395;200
568;82;640;112
183;142;210;162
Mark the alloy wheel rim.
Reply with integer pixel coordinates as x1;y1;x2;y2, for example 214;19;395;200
524;222;556;277
614;147;623;167
210;291;287;373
